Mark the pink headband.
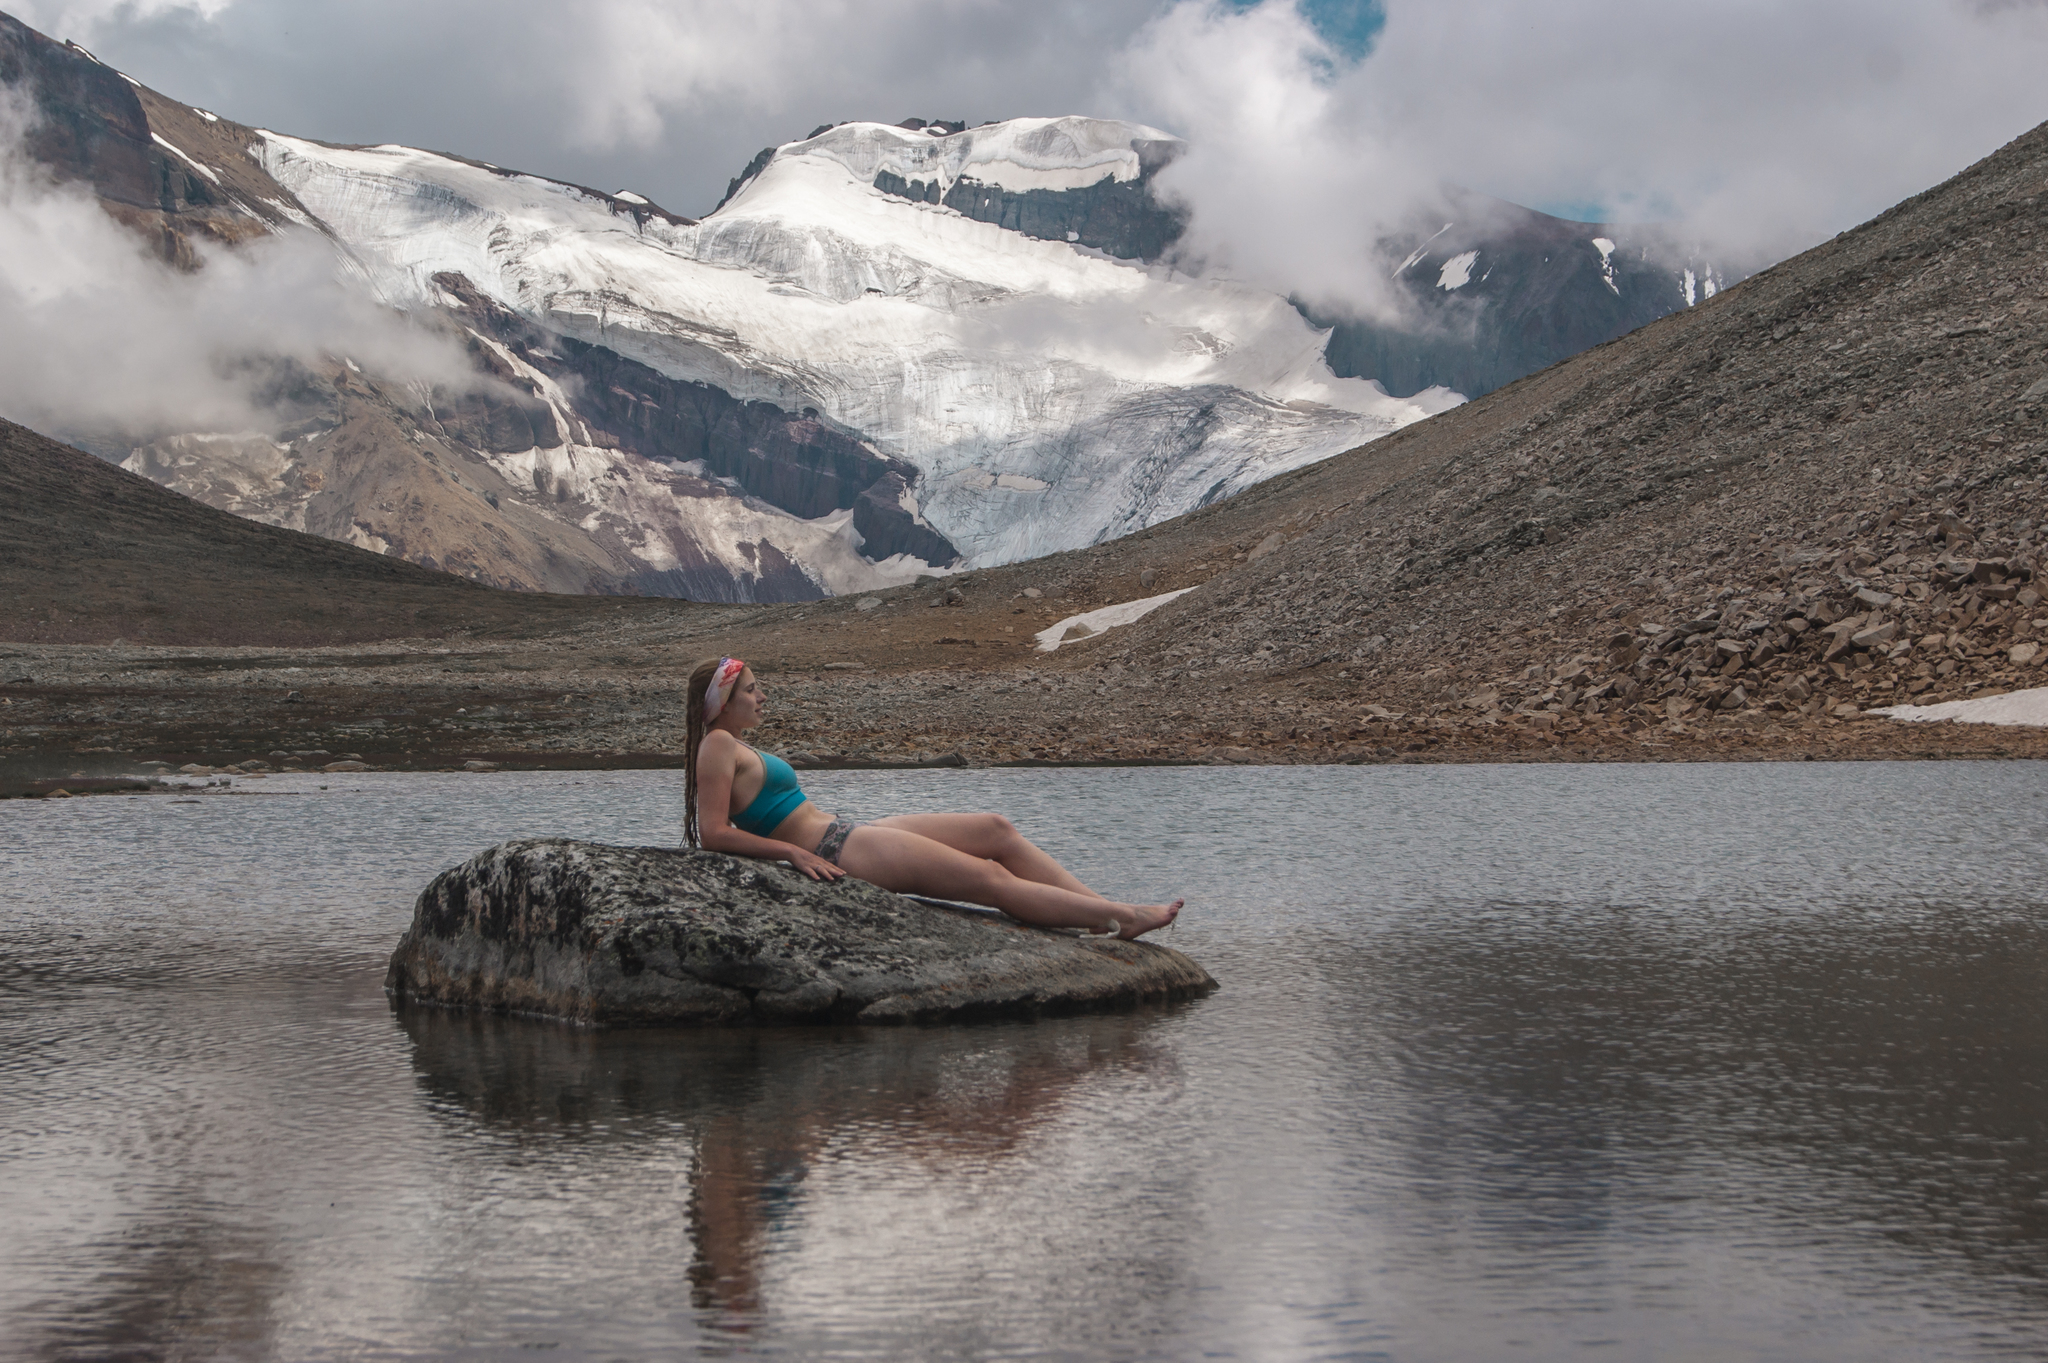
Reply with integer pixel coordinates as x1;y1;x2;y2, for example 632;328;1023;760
703;657;746;722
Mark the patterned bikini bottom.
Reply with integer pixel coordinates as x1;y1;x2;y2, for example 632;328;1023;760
815;817;868;866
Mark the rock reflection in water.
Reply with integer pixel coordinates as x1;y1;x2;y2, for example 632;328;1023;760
398;1005;1180;1334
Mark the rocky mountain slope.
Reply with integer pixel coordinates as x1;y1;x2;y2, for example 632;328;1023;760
1074;114;2048;741
0;415;692;645
0;12;296;261
1309;190;1733;400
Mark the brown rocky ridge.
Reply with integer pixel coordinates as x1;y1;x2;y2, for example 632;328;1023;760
0;416;696;647
6;118;2048;785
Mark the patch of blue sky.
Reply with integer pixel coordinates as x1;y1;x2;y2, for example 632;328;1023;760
1527;190;1686;227
1222;0;1386;60
1531;199;1613;225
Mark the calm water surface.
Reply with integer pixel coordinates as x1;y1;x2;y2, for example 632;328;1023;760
4;762;2048;1360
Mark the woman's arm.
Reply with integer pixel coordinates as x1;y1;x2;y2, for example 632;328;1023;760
695;731;845;880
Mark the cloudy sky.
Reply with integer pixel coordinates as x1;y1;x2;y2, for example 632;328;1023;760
11;0;2048;306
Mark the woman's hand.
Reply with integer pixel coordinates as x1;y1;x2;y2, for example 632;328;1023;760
786;847;847;881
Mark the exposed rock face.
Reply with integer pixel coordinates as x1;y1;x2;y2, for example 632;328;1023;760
874;140;1189;263
435;273;963;571
1306;191;1739;401
853;471;961;566
0;19;167;214
431;274;926;522
386;839;1215;1025
0;13;314;263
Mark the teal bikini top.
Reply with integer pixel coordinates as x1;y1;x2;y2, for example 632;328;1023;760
730;749;807;836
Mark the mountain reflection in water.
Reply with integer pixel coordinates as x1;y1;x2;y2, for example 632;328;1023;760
4;761;2048;1360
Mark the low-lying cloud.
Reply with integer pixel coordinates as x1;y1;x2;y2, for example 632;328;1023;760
0;97;479;448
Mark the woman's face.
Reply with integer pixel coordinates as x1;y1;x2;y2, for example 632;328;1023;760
720;667;765;730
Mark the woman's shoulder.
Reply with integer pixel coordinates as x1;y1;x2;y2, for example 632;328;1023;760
698;728;743;761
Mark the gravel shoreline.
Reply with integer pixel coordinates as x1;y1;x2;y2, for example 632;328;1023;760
8;627;2044;798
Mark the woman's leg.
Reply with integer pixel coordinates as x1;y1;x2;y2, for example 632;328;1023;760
835;825;1180;939
867;813;1103;898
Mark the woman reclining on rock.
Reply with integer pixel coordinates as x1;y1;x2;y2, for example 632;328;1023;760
684;656;1182;940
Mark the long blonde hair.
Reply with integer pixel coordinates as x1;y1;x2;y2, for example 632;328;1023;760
681;655;727;848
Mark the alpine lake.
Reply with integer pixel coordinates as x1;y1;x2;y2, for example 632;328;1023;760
4;760;2048;1361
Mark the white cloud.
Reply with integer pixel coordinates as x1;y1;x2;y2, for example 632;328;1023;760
0;96;478;445
1107;0;2048;317
8;0;233;33
1104;1;1433;322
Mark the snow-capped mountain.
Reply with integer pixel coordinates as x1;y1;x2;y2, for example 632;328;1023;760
723;115;1189;263
249;116;1455;569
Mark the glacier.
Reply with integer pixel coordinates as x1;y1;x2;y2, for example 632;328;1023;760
252;117;1461;571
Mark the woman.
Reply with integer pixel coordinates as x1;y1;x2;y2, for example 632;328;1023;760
684;656;1182;939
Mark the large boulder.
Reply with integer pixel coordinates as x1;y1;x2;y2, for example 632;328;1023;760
386;838;1215;1026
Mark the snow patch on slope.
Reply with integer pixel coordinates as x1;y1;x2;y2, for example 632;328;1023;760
1872;686;2048;727
793;117;1176;197
1678;260;1725;307
1592;237;1619;294
1436;250;1478;290
1396;223;1455;277
151;132;220;185
1036;588;1194;651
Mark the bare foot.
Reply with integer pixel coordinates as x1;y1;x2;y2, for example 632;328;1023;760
1115;899;1184;940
